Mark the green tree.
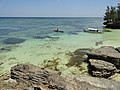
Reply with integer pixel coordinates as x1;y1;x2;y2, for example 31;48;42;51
117;3;120;21
104;6;117;24
109;6;117;22
104;6;110;21
104;3;120;28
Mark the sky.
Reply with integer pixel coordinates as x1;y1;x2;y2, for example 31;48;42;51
0;0;119;17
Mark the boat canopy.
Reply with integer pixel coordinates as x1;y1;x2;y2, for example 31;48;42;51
88;28;98;31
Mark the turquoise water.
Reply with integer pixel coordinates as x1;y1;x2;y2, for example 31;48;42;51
0;17;103;39
0;17;120;76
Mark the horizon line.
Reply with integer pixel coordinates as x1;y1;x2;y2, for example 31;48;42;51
0;16;103;18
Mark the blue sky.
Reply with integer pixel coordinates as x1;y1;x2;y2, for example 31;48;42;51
0;0;119;17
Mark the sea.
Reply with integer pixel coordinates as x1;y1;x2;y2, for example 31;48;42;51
0;17;120;76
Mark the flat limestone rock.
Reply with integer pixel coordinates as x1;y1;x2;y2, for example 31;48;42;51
87;46;120;69
89;59;116;77
74;76;120;90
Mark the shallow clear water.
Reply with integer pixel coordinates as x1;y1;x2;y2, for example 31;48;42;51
0;17;120;76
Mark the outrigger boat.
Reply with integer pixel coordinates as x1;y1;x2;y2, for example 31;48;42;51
53;29;64;33
83;27;102;33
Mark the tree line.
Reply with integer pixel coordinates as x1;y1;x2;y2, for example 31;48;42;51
104;3;120;29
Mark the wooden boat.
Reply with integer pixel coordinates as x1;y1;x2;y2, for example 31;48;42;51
83;28;102;33
53;29;64;33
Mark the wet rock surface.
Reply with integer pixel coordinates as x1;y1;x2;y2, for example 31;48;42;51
66;48;92;67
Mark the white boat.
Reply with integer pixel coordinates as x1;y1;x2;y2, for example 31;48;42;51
83;28;102;33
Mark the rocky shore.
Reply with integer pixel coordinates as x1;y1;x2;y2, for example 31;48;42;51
1;46;120;90
0;64;120;90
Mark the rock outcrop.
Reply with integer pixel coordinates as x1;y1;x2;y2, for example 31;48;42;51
1;46;120;89
87;46;120;69
5;64;120;90
89;59;117;78
11;64;65;90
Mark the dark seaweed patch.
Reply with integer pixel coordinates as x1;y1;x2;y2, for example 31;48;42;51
3;37;26;44
42;58;60;71
33;35;52;39
66;55;84;68
0;45;19;53
33;35;60;41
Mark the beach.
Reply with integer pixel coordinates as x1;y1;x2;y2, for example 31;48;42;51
0;17;120;76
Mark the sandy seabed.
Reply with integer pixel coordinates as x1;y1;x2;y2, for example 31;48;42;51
0;29;120;76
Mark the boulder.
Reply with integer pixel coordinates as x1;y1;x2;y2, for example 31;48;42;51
9;64;120;90
87;46;120;69
89;59;116;78
11;64;65;90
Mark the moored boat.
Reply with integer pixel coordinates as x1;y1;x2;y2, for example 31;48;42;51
83;28;102;33
53;29;64;33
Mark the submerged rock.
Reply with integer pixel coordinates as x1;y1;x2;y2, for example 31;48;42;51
66;48;91;68
8;64;120;90
89;59;116;78
66;48;92;67
74;48;92;56
33;35;60;40
87;46;120;69
66;55;85;68
3;37;26;44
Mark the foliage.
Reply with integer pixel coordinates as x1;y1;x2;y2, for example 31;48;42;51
117;3;120;21
104;3;120;25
